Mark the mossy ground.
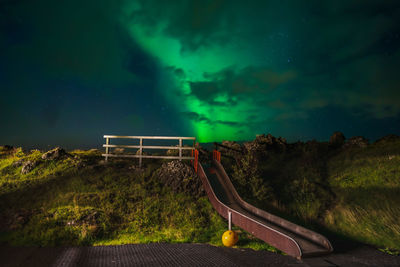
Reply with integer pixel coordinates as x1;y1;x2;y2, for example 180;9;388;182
227;139;400;254
0;147;277;253
3;140;398;254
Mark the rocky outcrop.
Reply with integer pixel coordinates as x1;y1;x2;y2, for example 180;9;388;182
166;146;179;156
21;160;39;174
8;209;33;230
12;159;24;167
1;145;14;151
113;148;125;154
166;145;194;157
216;141;243;156
220;141;243;152
42;147;70;160
329;131;346;148
135;149;149;155
343;136;369;148
243;134;287;154
0;145;16;157
155;160;204;198
374;134;400;144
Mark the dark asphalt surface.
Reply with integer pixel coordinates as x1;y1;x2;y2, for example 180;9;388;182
1;243;399;267
0;243;298;267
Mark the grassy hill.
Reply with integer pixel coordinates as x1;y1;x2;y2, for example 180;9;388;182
221;134;400;254
0;147;275;252
1;134;399;255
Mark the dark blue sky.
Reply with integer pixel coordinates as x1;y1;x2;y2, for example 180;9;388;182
1;0;400;150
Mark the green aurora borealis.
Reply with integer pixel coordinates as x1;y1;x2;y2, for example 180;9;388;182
121;0;400;142
122;1;299;142
1;0;400;148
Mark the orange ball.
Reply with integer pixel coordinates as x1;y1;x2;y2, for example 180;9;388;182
222;230;238;247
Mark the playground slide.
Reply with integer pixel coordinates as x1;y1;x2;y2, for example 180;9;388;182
197;160;333;259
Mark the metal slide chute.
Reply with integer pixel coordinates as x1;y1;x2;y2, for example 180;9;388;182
197;160;333;259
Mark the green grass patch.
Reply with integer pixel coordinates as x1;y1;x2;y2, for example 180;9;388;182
0;146;277;252
227;139;400;251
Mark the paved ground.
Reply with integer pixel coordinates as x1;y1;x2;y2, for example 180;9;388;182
0;243;399;267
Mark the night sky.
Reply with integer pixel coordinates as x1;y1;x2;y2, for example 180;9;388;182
1;0;400;150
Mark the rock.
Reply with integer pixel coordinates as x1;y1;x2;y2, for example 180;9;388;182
9;209;32;230
243;134;287;154
155;160;205;198
42;147;70;160
2;145;14;151
12;159;24;167
243;141;262;153
0;145;16;156
114;148;125;154
79;211;99;225
329;131;346;148
374;134;400;144
166;145;193;157
21;160;39;174
135;150;148;155
218;141;243;154
76;161;87;169
166;146;179;156
343;136;369;148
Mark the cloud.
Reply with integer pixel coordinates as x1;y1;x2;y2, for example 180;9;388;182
127;0;233;52
124;0;400;141
165;66;186;80
215;120;240;126
188;67;297;107
181;111;240;127
180;111;211;124
189;81;220;102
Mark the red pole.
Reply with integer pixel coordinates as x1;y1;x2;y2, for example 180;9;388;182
194;149;198;173
213;150;221;162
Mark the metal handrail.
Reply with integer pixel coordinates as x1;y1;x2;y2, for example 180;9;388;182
102;135;196;168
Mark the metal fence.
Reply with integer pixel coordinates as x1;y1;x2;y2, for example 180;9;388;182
102;135;196;168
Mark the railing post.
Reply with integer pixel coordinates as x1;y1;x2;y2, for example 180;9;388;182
139;138;143;168
212;150;221;162
179;138;182;161
102;136;196;165
105;137;109;162
194;149;198;173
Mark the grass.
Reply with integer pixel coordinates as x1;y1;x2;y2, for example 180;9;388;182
325;141;400;251
0;146;278;253
3;138;398;254
227;138;400;252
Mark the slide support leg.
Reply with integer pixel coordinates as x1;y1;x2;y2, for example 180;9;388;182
228;211;232;230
